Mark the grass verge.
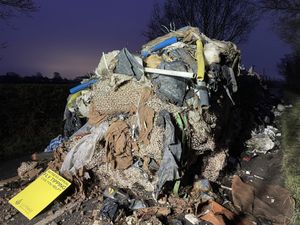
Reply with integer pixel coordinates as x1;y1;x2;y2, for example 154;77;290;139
281;90;300;224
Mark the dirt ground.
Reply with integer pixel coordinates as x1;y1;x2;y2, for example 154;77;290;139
0;137;287;225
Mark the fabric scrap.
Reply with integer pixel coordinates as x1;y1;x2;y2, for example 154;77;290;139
137;88;155;145
105;121;137;170
138;105;155;145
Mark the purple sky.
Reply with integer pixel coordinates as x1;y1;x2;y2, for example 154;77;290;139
0;0;291;79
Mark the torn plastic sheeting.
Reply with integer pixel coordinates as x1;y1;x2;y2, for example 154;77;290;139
69;79;97;94
155;110;182;198
264;125;278;138
151;61;189;106
203;43;221;66
207;63;221;93
70;122;92;139
63;108;83;138
204;40;239;66
246;132;275;154
76;90;92;118
114;48;144;81
95;50;120;76
141;36;178;57
60;122;108;175
221;65;238;93
228;67;237;93
44;135;65;153
168;47;197;74
100;198;119;222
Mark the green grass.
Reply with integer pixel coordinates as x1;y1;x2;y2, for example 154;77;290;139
282;90;300;224
0;83;72;159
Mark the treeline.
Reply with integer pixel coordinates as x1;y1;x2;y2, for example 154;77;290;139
0;72;89;84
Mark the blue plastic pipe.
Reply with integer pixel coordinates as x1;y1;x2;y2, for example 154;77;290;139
142;36;178;57
69;79;97;94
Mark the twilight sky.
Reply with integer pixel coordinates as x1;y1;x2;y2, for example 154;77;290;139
0;0;291;79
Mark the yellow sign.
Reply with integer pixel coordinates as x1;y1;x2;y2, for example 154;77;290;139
9;169;71;220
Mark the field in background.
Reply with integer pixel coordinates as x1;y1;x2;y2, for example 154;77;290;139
0;84;72;159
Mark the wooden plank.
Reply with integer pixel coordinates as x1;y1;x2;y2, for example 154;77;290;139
0;176;19;187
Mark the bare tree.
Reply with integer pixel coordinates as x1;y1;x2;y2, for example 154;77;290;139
0;0;37;20
0;0;37;55
258;1;300;86
258;0;300;51
258;0;300;12
145;0;260;43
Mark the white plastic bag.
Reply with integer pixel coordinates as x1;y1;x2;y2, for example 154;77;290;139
60;122;108;174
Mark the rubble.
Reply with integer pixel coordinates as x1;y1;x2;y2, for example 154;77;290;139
3;26;295;224
17;161;42;180
246;125;280;154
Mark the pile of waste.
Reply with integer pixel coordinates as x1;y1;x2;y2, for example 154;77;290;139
3;26;295;225
56;26;241;196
